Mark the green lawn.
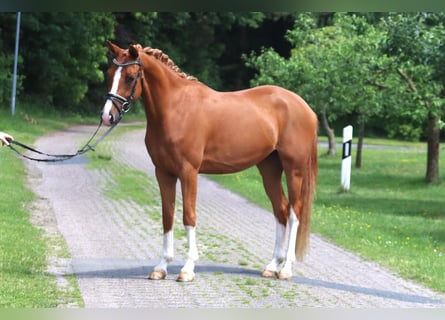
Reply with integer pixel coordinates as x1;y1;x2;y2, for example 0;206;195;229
0;103;145;307
209;142;445;293
0;105;97;307
0;148;58;307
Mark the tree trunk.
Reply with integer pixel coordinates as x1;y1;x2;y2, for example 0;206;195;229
355;121;365;169
397;68;442;183
320;105;336;156
426;113;440;184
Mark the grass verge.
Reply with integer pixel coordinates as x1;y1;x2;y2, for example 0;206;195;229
0;151;57;307
0;104;107;307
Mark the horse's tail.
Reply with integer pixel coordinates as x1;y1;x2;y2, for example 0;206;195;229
295;130;318;262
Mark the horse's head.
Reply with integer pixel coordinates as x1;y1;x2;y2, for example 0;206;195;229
102;41;144;126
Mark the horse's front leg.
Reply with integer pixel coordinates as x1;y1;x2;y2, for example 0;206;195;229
149;169;177;280
177;169;199;282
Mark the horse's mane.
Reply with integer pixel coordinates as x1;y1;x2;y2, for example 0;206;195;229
138;45;197;81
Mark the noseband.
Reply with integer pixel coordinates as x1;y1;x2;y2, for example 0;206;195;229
106;58;143;118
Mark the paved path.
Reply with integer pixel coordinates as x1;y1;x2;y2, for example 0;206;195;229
25;124;445;308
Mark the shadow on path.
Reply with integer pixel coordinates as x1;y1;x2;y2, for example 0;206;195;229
70;258;444;306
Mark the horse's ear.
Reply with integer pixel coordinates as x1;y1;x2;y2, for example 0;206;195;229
129;44;140;59
106;40;121;55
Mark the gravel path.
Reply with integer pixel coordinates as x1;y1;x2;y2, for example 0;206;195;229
25;124;445;308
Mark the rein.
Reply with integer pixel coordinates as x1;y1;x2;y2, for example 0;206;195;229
8;118;121;162
8;58;143;163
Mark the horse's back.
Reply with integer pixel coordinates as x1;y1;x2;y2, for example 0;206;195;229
204;84;317;144
196;85;316;173
234;84;312;114
241;85;317;132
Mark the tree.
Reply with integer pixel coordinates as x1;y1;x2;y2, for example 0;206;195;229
0;14;24;107
1;12;294;111
113;12;267;90
20;13;115;110
245;13;340;155
246;13;390;165
323;14;390;168
383;13;445;183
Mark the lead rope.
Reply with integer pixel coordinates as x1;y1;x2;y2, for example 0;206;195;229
8;116;121;162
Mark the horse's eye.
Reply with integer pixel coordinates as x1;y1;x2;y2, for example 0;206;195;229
126;75;135;84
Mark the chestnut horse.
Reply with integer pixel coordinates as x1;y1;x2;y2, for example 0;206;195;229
102;41;318;282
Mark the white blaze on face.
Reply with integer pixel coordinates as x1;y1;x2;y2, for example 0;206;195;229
102;66;123;125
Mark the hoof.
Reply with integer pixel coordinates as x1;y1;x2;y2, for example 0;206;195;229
278;271;292;280
261;269;277;278
148;270;167;280
176;271;195;282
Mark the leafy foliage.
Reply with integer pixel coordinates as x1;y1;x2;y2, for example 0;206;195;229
0;12;444;148
115;12;266;89
0;54;23;106
19;13;115;109
383;13;445;118
246;12;444;181
246;12;445;143
247;13;389;124
0;12;273;112
0;14;23;106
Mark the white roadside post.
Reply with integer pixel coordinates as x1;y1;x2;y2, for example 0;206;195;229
341;125;353;191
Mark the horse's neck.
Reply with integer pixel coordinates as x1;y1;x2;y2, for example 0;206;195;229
140;58;176;126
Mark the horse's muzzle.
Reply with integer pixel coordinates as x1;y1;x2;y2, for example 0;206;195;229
101;99;116;126
101;110;112;126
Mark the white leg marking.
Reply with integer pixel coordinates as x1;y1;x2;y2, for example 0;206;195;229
181;226;198;274
154;230;174;273
280;208;299;277
102;66;122;124
265;218;286;273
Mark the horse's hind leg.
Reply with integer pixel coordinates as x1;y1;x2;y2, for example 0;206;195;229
279;159;305;280
257;152;289;278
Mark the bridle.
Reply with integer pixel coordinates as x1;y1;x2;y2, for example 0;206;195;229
105;58;144;121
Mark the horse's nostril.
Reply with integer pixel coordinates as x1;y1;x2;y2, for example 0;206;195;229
109;113;114;124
